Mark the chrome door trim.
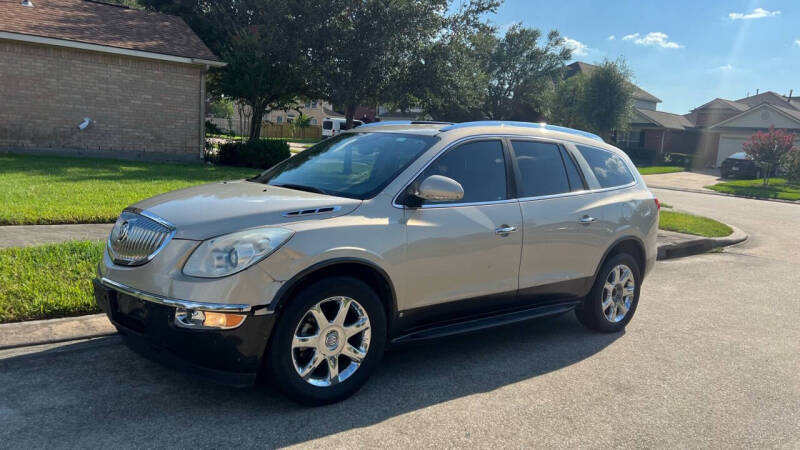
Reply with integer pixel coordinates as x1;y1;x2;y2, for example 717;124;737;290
392;134;638;209
99;277;255;313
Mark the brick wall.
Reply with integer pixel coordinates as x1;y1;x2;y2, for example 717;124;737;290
0;40;205;160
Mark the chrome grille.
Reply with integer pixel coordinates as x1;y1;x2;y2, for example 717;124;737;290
108;210;175;266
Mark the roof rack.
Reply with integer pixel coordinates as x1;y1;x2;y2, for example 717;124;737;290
439;121;604;142
357;120;453;128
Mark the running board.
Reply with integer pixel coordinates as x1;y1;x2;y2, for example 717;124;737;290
391;302;580;344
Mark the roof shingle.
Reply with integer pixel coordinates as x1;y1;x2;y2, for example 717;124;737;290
0;0;219;61
565;61;662;103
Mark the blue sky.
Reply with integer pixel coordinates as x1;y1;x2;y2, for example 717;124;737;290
489;0;799;114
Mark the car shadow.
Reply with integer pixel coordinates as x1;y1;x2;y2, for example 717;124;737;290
0;313;621;447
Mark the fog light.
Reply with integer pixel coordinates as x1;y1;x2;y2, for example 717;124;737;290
174;308;246;329
203;311;246;328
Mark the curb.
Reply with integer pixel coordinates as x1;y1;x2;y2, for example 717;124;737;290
0;313;116;350
657;224;748;260
649;185;800;205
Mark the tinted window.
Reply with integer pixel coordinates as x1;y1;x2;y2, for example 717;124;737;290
576;145;635;188
560;147;585;191
511;141;569;197
420;140;507;204
252;132;437;199
322;121;333;130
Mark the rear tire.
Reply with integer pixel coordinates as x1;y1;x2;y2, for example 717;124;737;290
266;276;387;405
576;253;641;333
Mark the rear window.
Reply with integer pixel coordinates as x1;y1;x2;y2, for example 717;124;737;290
511;140;570;197
576;145;635;188
322;121;333;130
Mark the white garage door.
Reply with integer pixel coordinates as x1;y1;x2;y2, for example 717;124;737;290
716;137;747;167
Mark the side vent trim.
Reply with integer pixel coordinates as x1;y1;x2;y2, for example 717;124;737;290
281;206;342;218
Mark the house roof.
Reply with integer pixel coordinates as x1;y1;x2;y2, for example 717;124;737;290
634;107;695;130
565;61;662;103
0;0;220;62
734;91;799;110
690;98;748;112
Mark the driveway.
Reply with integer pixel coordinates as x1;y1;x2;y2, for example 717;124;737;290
2;189;799;448
642;168;722;191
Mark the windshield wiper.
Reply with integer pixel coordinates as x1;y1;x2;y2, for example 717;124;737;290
273;183;331;196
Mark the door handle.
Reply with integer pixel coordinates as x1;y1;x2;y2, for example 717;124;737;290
495;225;518;235
578;215;597;225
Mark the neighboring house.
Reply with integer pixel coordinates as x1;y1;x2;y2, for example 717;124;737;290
264;100;336;126
0;0;223;161
625;90;800;167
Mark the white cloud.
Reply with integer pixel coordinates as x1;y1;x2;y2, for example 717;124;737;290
795;39;800;47
717;64;733;71
728;7;781;20
608;35;615;40
622;32;683;49
563;37;588;56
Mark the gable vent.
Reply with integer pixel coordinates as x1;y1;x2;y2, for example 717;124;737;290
282;206;341;217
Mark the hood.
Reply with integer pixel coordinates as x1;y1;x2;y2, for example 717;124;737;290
131;180;362;240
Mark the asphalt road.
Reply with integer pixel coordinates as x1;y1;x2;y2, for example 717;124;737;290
2;189;799;449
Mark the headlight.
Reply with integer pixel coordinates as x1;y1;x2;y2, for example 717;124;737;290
183;227;294;278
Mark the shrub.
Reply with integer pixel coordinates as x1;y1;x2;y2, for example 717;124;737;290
214;139;290;169
743;126;796;186
665;152;695;168
205;120;225;136
783;147;800;184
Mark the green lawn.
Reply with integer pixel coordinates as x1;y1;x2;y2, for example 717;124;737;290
0;154;258;225
636;165;685;175
706;178;800;201
0;241;105;323
659;211;732;237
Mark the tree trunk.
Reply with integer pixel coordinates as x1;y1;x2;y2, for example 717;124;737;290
248;102;266;141
763;163;770;186
345;104;357;130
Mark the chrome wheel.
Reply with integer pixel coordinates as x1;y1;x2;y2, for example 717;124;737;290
291;296;371;387
602;264;635;323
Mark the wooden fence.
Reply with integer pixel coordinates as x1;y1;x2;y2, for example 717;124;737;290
260;123;322;139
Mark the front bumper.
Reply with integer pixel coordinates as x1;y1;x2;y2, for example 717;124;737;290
93;278;275;387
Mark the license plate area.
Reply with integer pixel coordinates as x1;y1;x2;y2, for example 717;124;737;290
113;293;148;333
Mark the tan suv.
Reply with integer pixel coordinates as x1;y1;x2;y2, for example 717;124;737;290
93;121;659;404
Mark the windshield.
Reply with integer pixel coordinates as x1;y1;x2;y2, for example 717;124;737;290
250;132;438;199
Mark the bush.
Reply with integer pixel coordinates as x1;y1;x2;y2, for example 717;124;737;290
783;147;800;184
214;139;290;169
205;120;225;136
664;152;695;168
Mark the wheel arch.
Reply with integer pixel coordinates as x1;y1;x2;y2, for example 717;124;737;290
266;258;397;324
594;236;647;280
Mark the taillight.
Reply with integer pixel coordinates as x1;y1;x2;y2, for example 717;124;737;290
654;197;661;210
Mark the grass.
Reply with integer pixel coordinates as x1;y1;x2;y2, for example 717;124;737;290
636;165;685;175
706;177;800;201
0;154;258;225
659;211;732;237
0;241;105;323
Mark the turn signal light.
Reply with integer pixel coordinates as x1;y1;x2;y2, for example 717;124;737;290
203;312;246;328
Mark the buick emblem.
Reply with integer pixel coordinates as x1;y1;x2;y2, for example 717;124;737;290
117;221;130;242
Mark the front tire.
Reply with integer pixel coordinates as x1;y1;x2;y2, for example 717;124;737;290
266;277;386;405
576;253;641;333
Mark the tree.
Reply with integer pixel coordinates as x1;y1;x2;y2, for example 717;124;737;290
579;58;634;141
743;126;796;186
139;0;317;140
307;0;453;129
547;58;634;140
208;97;234;119
410;20;571;122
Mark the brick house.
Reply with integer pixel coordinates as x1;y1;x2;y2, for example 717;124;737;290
625;91;800;167
0;0;224;161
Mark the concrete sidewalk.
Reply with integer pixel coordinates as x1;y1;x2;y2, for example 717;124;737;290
0;223;113;248
642;168;722;191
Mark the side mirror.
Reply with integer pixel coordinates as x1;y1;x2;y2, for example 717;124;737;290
414;175;464;203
